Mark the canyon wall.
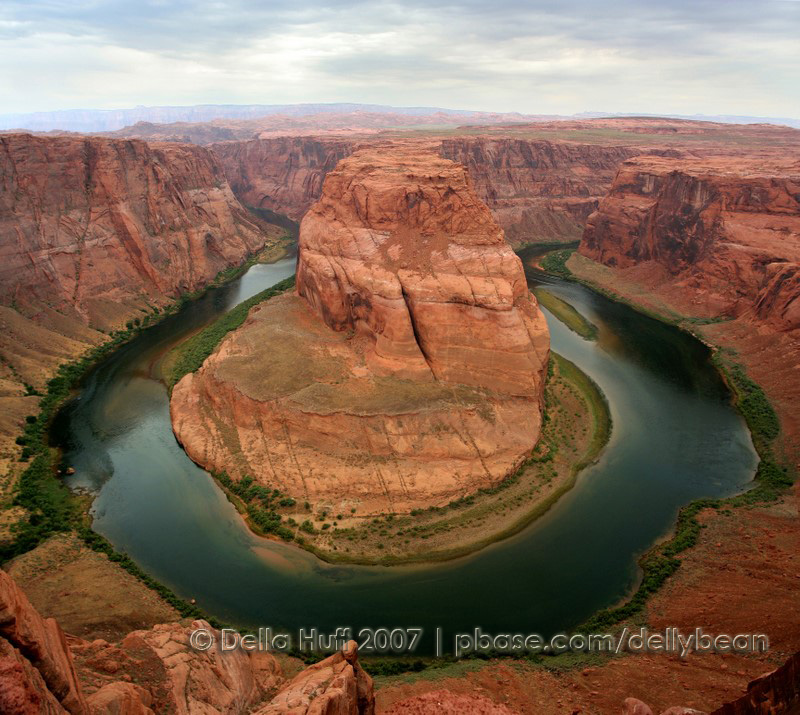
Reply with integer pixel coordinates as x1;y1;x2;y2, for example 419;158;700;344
0;133;281;507
574;154;800;464
438;138;644;244
211;136;655;244
0;133;277;331
211;136;358;219
171;145;549;514
580;156;800;331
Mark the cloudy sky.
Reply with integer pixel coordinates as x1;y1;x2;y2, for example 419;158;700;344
1;0;799;117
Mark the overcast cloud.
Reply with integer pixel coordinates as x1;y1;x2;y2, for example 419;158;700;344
1;0;798;116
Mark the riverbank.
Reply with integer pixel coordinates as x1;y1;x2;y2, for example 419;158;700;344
519;247;793;628
0;232;294;639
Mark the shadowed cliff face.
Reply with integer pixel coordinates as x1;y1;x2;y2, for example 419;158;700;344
210;136;659;245
0;133;274;330
171;145;550;513
211;136;358;220
580;156;800;332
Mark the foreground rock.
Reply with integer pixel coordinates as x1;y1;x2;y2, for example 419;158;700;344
171;145;549;513
0;567;374;714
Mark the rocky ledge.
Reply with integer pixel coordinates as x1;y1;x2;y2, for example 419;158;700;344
170;145;549;514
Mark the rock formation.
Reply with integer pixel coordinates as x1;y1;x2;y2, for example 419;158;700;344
171;145;549;513
580;156;800;332
0;567;374;714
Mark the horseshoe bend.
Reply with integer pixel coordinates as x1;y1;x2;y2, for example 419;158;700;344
169;145;551;517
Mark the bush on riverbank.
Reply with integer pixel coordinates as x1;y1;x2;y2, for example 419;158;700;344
539;248;575;278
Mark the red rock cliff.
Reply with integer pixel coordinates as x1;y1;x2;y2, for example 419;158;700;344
579;156;800;332
438;138;644;244
171;145;549;513
211;136;657;244
1;133;275;330
211;136;358;219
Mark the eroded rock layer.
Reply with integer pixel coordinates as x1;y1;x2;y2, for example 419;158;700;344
580;155;800;332
211;135;655;244
1;133;273;330
171;145;549;513
0;568;374;714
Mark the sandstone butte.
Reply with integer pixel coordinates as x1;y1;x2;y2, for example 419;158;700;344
170;145;550;514
0;133;282;497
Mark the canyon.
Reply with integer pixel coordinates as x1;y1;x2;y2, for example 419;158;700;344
170;144;550;514
0;132;284;530
207;118;800;249
575;153;800;464
211;135;649;245
1;115;800;713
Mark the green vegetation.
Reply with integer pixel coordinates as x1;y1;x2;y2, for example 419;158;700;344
214;471;298;542
167;276;295;388
534;287;598;340
538;248;575;278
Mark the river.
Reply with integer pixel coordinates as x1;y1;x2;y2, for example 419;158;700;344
52;245;757;655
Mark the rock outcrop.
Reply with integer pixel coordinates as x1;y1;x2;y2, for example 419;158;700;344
0;566;87;713
579;156;800;332
255;640;374;715
0;567;375;714
171;145;549;513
